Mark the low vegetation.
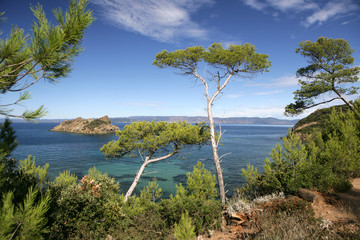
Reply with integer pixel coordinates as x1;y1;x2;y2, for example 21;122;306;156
239;101;360;199
0;119;221;239
85;119;108;130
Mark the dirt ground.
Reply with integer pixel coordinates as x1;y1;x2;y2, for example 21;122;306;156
201;178;360;240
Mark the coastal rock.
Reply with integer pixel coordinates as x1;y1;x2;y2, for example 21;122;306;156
50;115;120;134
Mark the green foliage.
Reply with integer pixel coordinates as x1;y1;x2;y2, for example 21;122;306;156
101;121;210;158
292;104;350;136
241;104;360;199
285;37;360;116
53;170;77;189
48;167;122;240
0;187;50;240
178;161;218;200
0;121;48;208
161;162;221;235
0;119;18;196
139;178;163;203
18;155;49;189
0;119;18;157
85;119;106;130
101;121;211;200
0;0;94;120
153;42;271;76
174;211;196;240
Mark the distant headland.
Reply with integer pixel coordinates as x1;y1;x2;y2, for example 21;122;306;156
49;115;120;134
111;116;299;125
5;116;299;125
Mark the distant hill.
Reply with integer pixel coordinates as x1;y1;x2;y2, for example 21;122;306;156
3;116;298;125
117;116;298;125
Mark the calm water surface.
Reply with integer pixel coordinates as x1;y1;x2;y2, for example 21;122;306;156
11;123;291;197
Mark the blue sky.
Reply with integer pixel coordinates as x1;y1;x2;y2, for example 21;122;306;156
1;0;360;120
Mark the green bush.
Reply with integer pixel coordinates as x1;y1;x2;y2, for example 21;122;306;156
239;105;360;199
47;167;122;240
174;211;196;240
110;179;168;240
160;162;221;235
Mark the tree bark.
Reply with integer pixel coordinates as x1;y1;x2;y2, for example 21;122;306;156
194;70;233;205
124;157;149;201
207;100;226;205
124;152;176;202
334;88;354;110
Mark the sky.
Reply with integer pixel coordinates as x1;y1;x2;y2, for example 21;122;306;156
1;0;360;120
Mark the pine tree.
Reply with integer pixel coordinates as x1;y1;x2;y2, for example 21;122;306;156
0;187;50;240
0;119;18;157
174;211;196;240
0;0;94;120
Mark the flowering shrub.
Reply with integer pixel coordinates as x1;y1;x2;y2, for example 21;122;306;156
47;167;122;240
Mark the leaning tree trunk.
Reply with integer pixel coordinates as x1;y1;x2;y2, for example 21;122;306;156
333;88;355;110
125;157;149;201
124;152;175;202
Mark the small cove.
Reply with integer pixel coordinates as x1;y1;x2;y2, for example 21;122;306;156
11;122;292;197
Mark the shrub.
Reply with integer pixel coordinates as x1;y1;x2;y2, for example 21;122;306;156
160;162;221;235
237;197;332;240
240;105;360;199
47;167;122;240
174;211;196;240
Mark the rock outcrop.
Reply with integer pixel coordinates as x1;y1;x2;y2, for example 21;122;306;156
50;115;120;134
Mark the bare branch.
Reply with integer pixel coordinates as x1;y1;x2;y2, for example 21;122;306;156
219;152;231;163
304;97;340;109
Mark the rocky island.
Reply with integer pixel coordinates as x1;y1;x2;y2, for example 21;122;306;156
50;115;120;134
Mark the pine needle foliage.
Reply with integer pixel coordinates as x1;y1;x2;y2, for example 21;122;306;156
174;211;196;240
0;187;50;240
285;37;360;116
0;119;18;157
0;0;94;120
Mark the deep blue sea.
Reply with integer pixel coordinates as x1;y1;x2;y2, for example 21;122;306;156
10;123;292;197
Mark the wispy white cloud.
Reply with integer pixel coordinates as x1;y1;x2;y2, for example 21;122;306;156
302;0;359;27
255;90;283;95
243;0;318;13
247;75;298;88
267;0;318;12
241;0;359;27
90;0;214;42
243;0;267;10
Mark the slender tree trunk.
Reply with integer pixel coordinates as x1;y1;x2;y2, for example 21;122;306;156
125;157;149;201
207;100;226;205
334;89;354;109
195;70;233;205
124;152;176;202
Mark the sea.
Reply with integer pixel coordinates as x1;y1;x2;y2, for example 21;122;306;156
10;122;292;197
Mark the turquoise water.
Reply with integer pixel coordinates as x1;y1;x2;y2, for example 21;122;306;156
11;123;291;197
